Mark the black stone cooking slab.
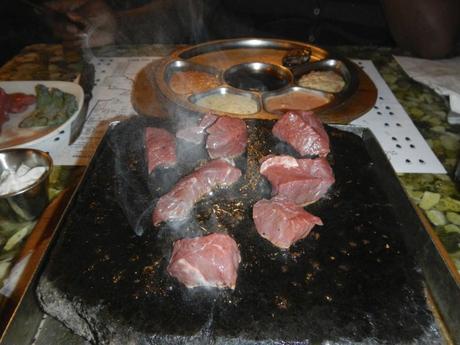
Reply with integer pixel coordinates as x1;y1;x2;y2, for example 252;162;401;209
37;116;441;345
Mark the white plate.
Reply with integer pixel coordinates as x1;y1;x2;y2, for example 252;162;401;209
0;81;84;149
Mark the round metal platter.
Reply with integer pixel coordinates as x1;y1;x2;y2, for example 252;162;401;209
154;38;365;120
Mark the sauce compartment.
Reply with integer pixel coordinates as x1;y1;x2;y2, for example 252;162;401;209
190;87;260;115
298;70;345;93
263;87;332;114
224;62;292;92
292;59;353;94
165;60;221;95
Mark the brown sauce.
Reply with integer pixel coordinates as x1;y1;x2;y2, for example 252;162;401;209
265;91;330;113
169;71;220;95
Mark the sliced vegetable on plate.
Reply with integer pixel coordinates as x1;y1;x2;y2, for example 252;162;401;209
19;84;77;128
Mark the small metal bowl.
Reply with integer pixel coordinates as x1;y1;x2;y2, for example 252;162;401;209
0;148;52;221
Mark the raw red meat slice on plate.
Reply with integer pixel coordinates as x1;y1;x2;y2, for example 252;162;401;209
7;93;36;113
0;88;9;130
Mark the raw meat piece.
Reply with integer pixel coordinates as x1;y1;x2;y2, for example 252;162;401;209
272;110;330;157
199;112;219;128
153;159;242;225
253;197;322;249
206;116;247;159
145;127;177;174
260;155;334;205
176;126;205;145
176;113;218;144
176;126;204;145
167;233;241;289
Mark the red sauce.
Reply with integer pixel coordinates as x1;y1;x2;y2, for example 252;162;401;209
169;71;220;95
265;91;330;114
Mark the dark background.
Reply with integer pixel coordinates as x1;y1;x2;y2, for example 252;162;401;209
0;1;55;65
0;0;150;65
0;0;394;66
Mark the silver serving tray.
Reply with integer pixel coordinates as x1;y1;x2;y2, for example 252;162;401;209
154;38;360;120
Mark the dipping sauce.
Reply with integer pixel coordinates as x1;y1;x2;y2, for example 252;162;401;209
195;93;258;114
265;90;330;113
298;70;345;93
169;71;220;95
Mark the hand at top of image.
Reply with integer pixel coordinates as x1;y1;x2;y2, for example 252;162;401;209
44;0;117;48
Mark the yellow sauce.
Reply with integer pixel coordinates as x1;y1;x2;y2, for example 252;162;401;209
195;93;258;114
